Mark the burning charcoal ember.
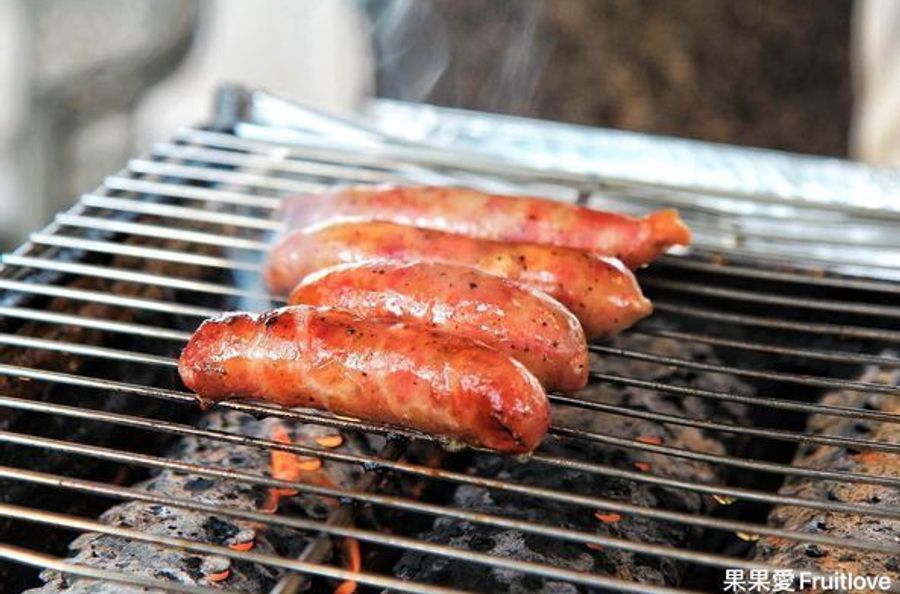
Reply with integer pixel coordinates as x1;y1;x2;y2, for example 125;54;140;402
25;411;373;593
395;333;754;590
752;360;900;580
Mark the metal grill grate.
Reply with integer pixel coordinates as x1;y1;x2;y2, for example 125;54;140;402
0;97;898;594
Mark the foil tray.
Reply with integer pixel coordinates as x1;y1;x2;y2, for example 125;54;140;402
229;88;900;281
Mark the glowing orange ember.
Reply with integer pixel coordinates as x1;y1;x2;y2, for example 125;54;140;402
271;425;303;483
315;434;344;448
228;540;254;552
297;457;323;472
851;450;881;464
206;569;231;583
585;543;604;551
334;538;361;594
265;425;304;512
637;435;663;446
345;537;362;572
634;462;651;472
713;494;737;505
594;512;622;524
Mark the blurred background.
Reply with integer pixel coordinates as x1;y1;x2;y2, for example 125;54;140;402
0;0;894;250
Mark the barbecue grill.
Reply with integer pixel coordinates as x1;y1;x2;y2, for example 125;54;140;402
0;86;898;594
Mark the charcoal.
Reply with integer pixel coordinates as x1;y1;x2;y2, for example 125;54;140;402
395;332;754;591
751;358;900;581
24;410;369;593
0;233;234;589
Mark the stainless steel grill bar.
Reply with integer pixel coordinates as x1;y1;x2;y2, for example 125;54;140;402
11;241;897;370
686;220;900;251
177;126;487;184
653;301;900;342
2;429;892;580
128;159;326;194
23;470;714;594
14;233;900;399
688;244;900;278
0;503;469;594
3;114;900;594
0;333;175;367
82;194;283;231
152;142;412;185
593;371;900;424
658;255;900;294
15;237;900;376
197;123;900;222
5;299;895;430
0;305;190;341
2;394;896;555
5;329;898;477
55;213;269;251
15;233;900;367
7;236;897;426
1;255;272;302
0;475;705;594
0;544;236;594
590;345;900;395
643;277;900;318
10;328;899;465
132;143;900;254
59;200;900;327
105;175;282;209
634;326;900;367
30;233;260;273
0;278;218;318
136;137;900;266
178;125;900;269
552;393;900;455
1;364;895;519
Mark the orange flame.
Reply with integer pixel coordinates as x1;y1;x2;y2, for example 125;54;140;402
265;425;305;512
334;537;361;594
634;462;651;472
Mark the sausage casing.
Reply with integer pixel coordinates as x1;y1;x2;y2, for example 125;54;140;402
265;221;652;339
290;261;589;391
281;185;691;268
178;306;550;453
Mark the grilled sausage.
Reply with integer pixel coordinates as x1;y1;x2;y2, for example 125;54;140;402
281;185;692;268
265;221;653;339
178;306;550;453
290;261;589;391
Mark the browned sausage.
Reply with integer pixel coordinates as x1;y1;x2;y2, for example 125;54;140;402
281;185;692;268
178;306;550;453
265;221;652;339
290;261;589;391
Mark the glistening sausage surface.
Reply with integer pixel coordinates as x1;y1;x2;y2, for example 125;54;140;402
178;306;550;453
281;185;692;268
290;261;589;391
265;221;653;339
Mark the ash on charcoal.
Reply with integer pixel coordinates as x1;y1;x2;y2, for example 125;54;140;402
752;357;900;583
395;332;755;591
25;411;372;593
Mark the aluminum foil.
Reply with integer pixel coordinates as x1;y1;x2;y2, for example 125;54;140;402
365;99;900;214
235;90;900;280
